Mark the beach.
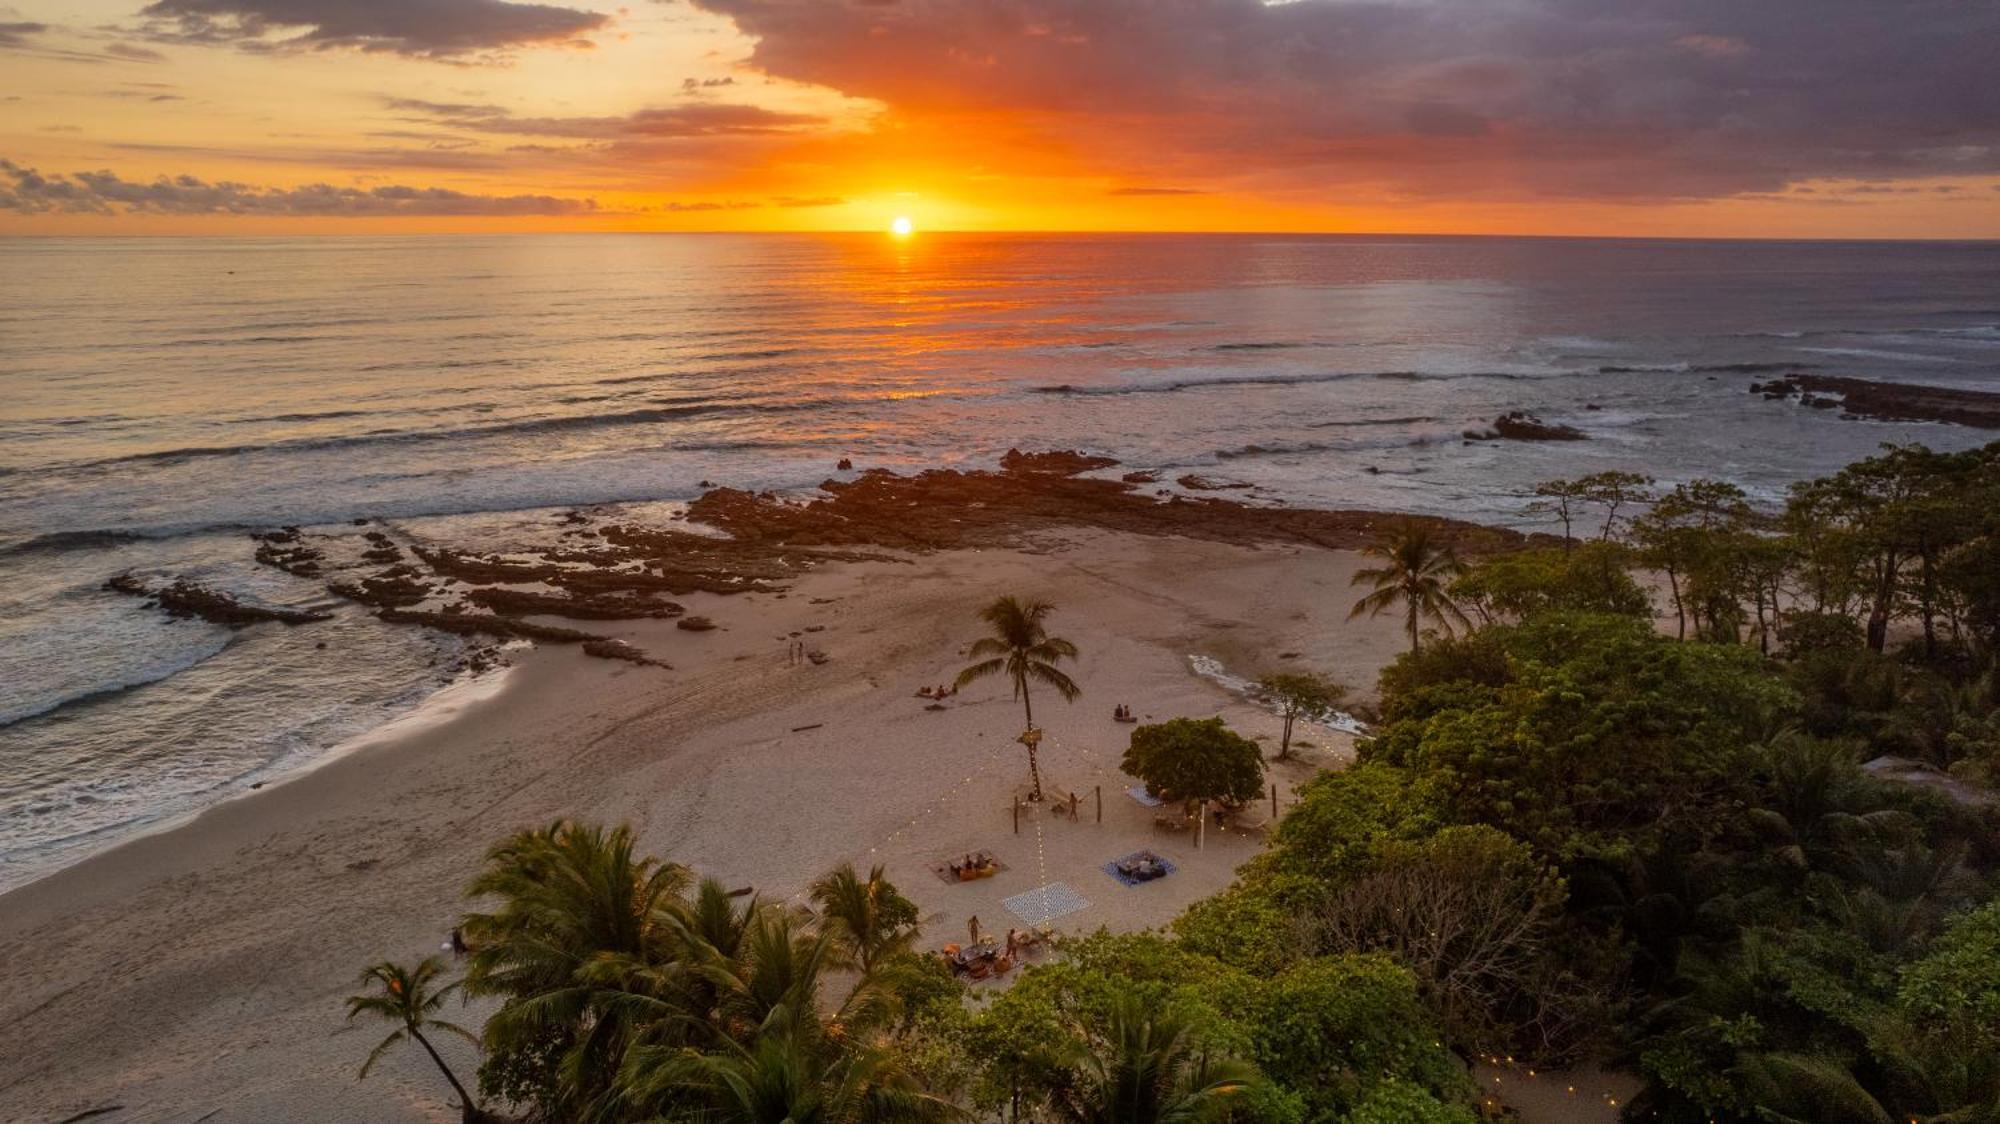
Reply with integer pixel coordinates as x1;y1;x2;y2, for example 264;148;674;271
0;528;1406;1121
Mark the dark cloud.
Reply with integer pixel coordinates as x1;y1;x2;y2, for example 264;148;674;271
135;0;608;60
0;21;48;48
682;76;735;90
382;97;822;140
0;159;599;216
690;0;2000;201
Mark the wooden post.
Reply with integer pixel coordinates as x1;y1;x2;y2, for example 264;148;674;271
1012;799;1020;835
1271;782;1279;819
1195;801;1205;850
1095;785;1102;823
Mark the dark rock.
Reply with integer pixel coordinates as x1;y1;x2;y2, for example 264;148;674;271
107;574;334;627
1749;374;2000;429
837;458;854;470
677;615;718;632
1488;411;1587;441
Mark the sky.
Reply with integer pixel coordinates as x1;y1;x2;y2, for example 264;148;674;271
1;0;1997;237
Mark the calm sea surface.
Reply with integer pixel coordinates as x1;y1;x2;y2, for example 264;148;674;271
2;233;1996;889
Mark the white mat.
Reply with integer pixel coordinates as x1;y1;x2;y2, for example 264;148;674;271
1002;881;1090;923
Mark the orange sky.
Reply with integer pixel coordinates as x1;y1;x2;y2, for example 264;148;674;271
3;0;1997;237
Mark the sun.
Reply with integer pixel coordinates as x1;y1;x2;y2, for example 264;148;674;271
889;215;914;237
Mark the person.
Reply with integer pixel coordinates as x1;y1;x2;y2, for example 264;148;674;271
968;915;982;945
1004;927;1019;956
449;926;467;958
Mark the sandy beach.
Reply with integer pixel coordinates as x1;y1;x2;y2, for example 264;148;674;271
0;527;1410;1122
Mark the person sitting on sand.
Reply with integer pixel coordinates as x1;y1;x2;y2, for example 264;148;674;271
919;685;934;698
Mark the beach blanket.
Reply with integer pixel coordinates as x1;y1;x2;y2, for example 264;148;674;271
1125;786;1164;807
1002;882;1089;923
1103;850;1177;887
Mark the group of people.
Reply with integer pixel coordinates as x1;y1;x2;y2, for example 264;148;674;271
917;682;959;699
942;918;1045;979
949;851;998;880
1112;703;1137;723
1115;853;1170;883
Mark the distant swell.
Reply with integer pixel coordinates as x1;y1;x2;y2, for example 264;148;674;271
1030;369;1545;397
51;397;849;474
0;633;234;727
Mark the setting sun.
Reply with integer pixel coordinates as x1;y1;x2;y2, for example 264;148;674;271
890;216;915;237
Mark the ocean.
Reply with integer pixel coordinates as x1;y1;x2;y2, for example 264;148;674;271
2;232;1996;890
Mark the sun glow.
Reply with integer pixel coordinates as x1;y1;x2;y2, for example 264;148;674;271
890;216;915;237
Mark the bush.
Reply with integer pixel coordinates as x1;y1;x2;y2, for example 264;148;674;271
1122;716;1266;808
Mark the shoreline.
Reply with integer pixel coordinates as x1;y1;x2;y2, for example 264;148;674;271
0;527;1411;1120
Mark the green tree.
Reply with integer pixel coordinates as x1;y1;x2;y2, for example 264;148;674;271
955;594;1081;800
1044;996;1264;1124
1349;522;1470;654
1449;542;1651;624
1122;717;1266;811
346;956;483;1121
459;820;691;1119
1254;672;1348;761
1526;470;1654;547
809;862;921;973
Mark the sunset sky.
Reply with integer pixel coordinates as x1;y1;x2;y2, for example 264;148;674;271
2;0;1997;237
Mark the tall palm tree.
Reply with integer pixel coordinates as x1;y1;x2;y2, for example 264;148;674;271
1348;522;1470;654
346;956;483;1121
460;820;692;1121
956;595;1081;800
810;863;920;973
1045;997;1262;1124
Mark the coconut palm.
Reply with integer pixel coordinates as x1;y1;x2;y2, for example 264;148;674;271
460;820;693;1120
346;956;483;1120
956;595;1081;800
1348;522;1470;654
1045;997;1262;1124
619;1007;951;1123
810;863;921;973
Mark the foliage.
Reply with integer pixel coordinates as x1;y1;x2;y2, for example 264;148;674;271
345;956;482;1117
1348;521;1470;654
1123;717;1266;809
956;593;1081;799
1254;671;1348;761
1449;542;1651;624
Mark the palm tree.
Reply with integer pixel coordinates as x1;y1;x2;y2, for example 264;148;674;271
1045;997;1262;1124
460;820;692;1120
619;1008;950;1123
810;863;920;973
956;595;1081;800
1348;522;1470;654
346;956;483;1120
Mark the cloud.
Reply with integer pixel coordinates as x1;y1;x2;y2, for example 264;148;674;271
0;159;599;215
382;97;823;140
770;194;843;207
0;21;47;49
689;0;2000;202
135;0;609;60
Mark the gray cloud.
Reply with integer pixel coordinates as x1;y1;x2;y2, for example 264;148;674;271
135;0;608;59
382;96;823;139
691;0;2000;201
0;159;599;215
0;21;47;48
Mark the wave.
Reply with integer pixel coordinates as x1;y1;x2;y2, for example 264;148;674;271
0;632;235;727
1797;346;1960;364
0;526;229;557
46;397;851;475
1030;369;1547;397
1597;362;1808;375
